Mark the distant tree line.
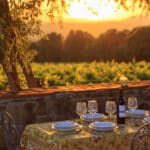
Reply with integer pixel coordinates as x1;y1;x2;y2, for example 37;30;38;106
30;26;150;62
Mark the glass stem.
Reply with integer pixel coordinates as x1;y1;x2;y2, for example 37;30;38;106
92;113;94;123
80;114;83;126
131;110;134;123
109;113;112;120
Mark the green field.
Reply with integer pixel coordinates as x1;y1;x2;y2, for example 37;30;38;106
1;61;150;89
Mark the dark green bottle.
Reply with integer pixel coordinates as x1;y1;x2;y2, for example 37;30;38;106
117;88;126;124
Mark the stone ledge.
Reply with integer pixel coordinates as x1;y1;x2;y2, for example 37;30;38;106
0;80;150;100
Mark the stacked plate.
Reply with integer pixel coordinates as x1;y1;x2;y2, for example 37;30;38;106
144;116;150;123
52;121;79;132
126;109;149;118
82;113;105;121
89;121;117;131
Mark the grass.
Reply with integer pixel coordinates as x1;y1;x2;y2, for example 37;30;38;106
1;61;150;89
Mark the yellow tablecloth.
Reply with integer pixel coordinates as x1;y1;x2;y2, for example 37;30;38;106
20;119;142;150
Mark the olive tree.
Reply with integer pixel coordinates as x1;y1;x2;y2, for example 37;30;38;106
0;0;66;91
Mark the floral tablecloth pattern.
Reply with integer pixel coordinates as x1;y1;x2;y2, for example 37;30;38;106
20;120;140;150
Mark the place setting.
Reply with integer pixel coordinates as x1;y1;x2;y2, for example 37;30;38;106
51;101;87;135
126;97;149;118
82;100;106;123
85;100;118;133
126;96;150;127
88;100;118;132
51;121;82;136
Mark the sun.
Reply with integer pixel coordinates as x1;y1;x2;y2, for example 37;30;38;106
64;0;144;21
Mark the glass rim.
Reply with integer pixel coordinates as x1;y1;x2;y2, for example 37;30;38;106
128;96;137;99
106;100;116;102
76;101;86;104
88;100;97;102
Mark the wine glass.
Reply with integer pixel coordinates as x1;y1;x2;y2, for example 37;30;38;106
105;100;116;120
128;96;138;123
76;102;87;120
88;100;98;122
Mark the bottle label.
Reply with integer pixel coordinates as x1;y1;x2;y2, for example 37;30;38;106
119;105;126;117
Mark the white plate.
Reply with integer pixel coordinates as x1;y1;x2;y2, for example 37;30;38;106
89;121;116;131
52;121;79;131
126;109;149;118
144;117;150;123
82;113;105;121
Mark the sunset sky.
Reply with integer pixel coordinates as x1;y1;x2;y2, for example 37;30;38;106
40;0;150;38
64;0;146;21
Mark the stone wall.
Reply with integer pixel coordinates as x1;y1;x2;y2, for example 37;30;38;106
0;81;150;148
0;81;150;124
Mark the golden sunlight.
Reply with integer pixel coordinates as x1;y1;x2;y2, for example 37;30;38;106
64;0;144;21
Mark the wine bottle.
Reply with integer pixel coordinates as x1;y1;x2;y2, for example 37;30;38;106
117;88;126;124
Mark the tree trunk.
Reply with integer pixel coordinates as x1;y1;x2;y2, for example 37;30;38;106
1;61;21;92
17;53;40;88
0;0;21;91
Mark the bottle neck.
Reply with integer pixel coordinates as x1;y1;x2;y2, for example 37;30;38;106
118;88;124;102
119;88;123;98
